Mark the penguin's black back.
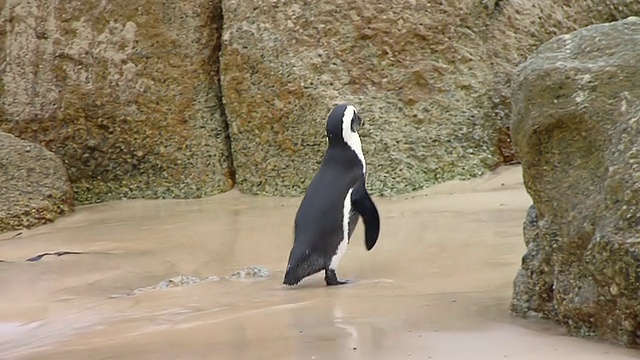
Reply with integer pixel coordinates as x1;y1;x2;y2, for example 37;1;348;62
285;144;364;279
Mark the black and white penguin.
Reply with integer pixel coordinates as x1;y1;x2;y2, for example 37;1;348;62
283;104;380;287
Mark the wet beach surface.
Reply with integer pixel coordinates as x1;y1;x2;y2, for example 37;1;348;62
0;166;638;360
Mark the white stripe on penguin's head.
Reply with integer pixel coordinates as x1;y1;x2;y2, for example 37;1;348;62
340;105;366;174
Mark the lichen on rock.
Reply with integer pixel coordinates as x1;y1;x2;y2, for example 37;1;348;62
0;131;74;233
0;0;233;204
220;0;640;197
2;0;640;204
510;16;640;348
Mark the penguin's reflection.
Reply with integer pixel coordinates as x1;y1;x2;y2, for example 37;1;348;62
287;294;388;359
332;301;359;350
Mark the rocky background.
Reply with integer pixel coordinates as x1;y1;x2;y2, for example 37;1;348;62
510;16;640;348
3;0;640;349
1;1;639;225
1;0;233;206
0;132;73;232
221;0;640;196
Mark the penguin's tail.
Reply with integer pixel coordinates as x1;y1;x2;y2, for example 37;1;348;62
283;250;325;286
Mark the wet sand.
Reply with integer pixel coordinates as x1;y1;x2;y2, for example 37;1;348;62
0;165;638;360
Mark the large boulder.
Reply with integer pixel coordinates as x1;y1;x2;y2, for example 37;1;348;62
220;0;640;196
0;132;73;233
0;0;233;204
510;17;640;347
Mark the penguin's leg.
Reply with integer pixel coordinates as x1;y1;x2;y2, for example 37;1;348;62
324;268;350;286
325;236;352;286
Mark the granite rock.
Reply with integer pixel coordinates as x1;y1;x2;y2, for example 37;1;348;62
1;0;639;202
0;0;233;204
510;16;640;348
220;0;640;196
0;131;73;233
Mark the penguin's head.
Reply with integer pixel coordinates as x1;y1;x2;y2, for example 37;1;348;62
326;104;363;147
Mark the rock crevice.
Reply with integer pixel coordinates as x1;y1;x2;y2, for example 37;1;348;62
211;2;236;185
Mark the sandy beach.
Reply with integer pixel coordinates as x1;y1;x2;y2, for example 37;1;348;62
0;165;638;360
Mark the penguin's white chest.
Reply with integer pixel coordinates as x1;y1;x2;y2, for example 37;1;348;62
329;187;354;270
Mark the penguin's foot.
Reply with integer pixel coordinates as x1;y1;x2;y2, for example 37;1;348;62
324;269;351;286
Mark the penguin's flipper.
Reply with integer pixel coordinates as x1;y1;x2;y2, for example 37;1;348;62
351;181;380;251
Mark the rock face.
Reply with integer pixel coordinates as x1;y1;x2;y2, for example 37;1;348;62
2;1;640;203
0;0;233;204
0;132;73;233
510;17;640;347
220;0;640;196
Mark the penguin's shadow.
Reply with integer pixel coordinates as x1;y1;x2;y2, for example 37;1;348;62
279;276;366;290
280;277;393;291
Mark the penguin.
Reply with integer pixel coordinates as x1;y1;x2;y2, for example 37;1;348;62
283;104;380;287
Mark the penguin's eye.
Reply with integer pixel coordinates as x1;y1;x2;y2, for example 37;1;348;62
350;115;360;132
